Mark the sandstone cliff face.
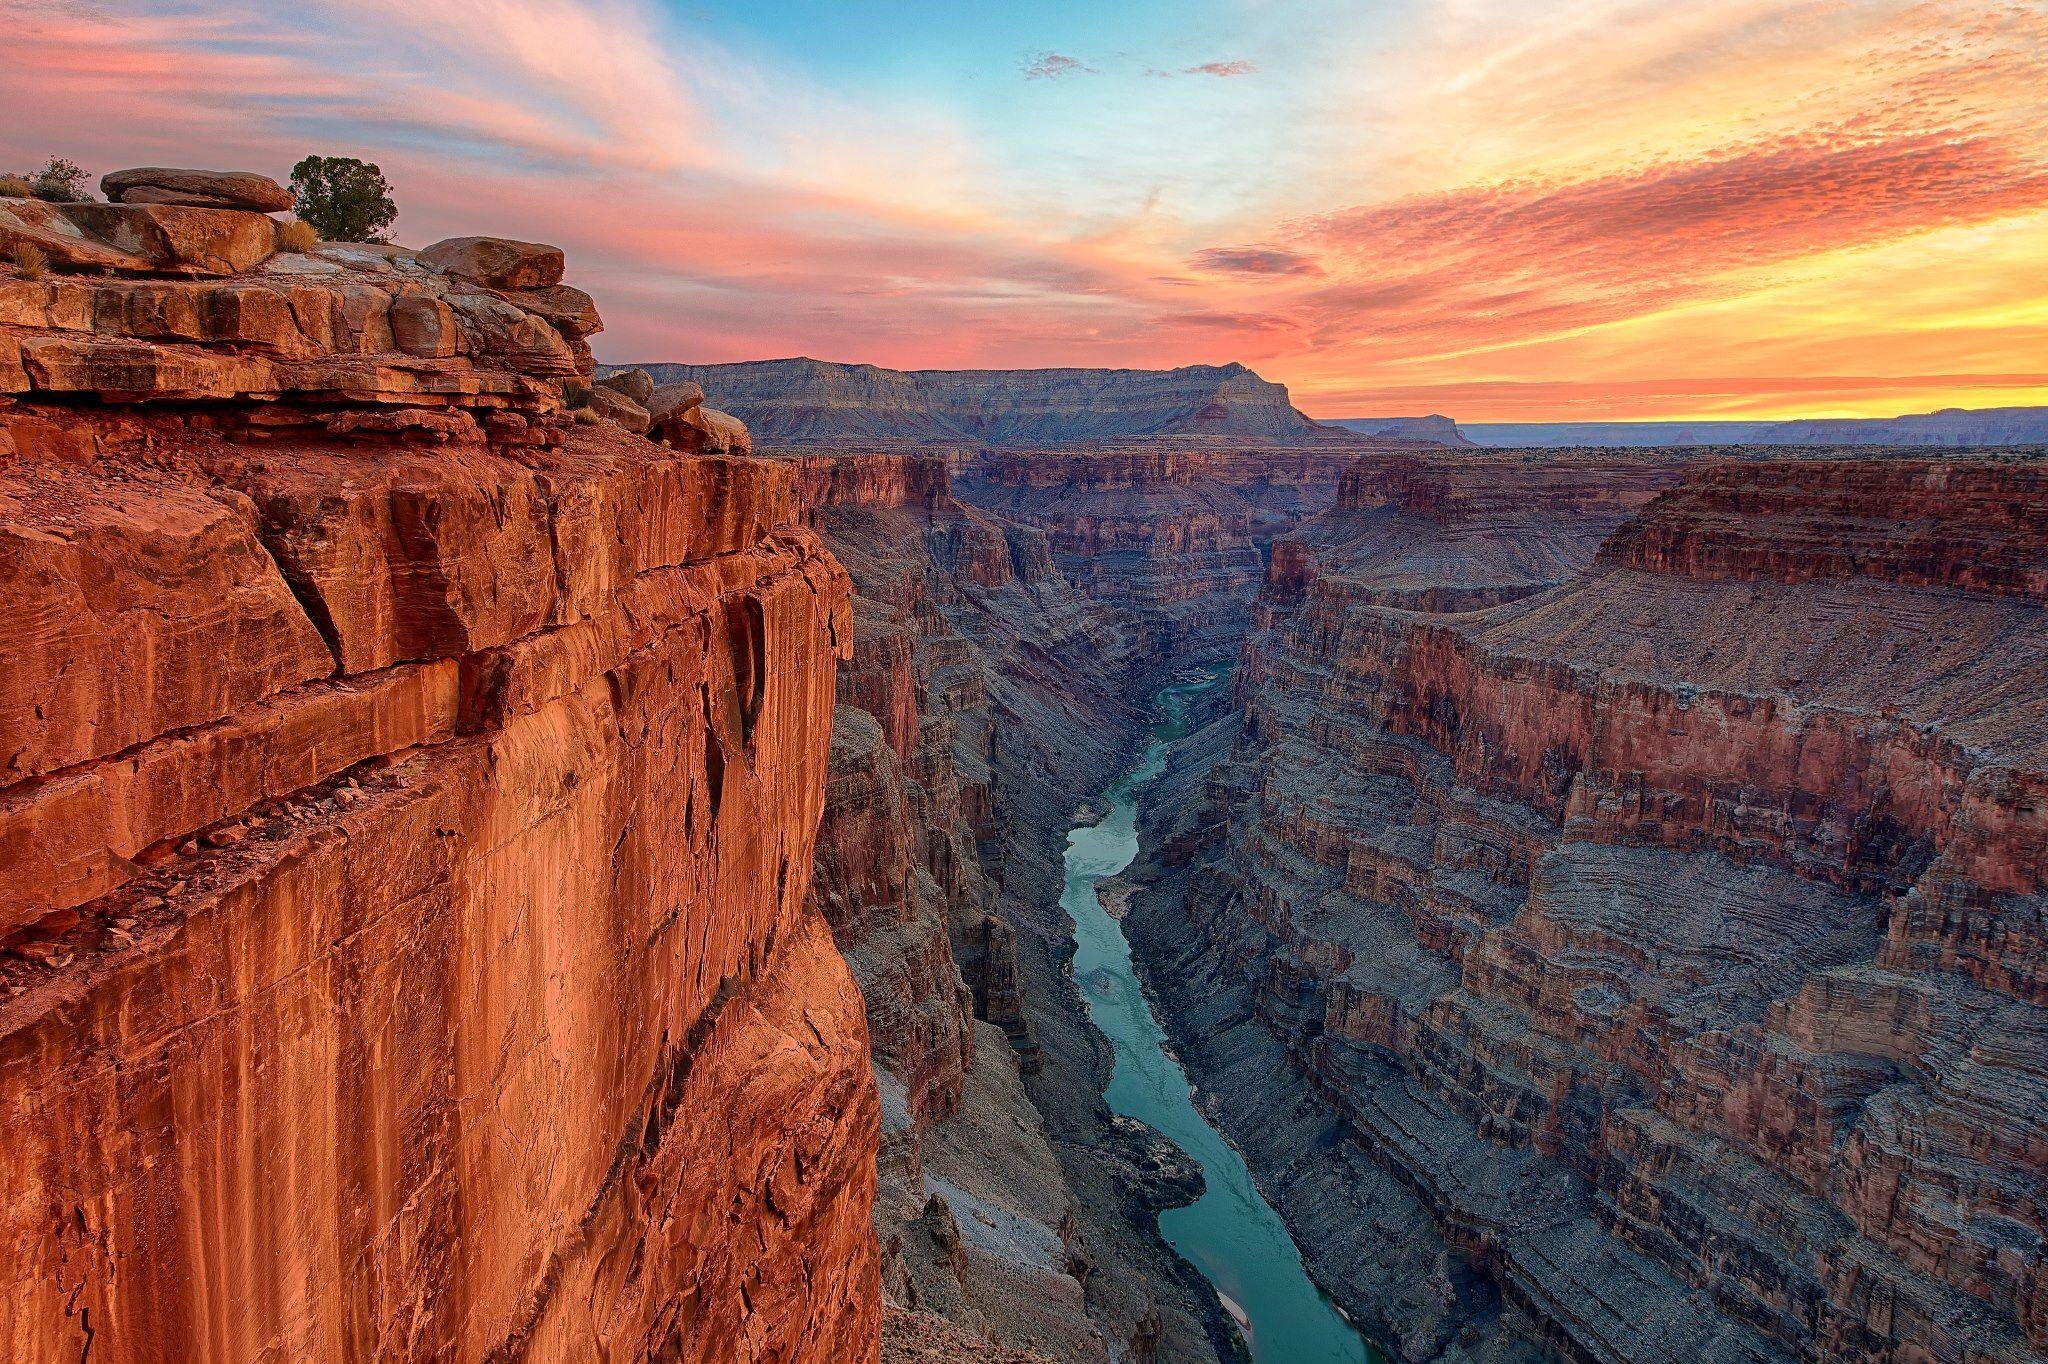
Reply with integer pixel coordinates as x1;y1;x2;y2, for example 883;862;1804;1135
612;358;1326;445
0;223;877;1363
790;452;1237;1363
1129;451;2048;1364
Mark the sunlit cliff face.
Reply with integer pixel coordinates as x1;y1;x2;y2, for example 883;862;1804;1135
4;0;2044;420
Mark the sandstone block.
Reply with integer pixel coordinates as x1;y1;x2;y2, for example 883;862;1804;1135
597;367;655;405
0;467;334;783
389;293;459;357
503;282;601;338
0;197;152;272
418;235;565;289
656;403;751;455
646;378;705;422
101;167;296;213
54;201;278;275
583;383;650;433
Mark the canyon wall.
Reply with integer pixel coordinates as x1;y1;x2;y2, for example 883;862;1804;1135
608;358;1326;445
951;441;1367;664
1129;451;2048;1363
0;213;878;1362
790;452;1237;1363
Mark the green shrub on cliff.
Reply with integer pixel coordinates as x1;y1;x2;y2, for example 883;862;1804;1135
288;155;398;243
11;157;91;202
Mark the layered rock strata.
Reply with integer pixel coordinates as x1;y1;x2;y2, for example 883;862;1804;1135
792;452;1236;1362
1;225;600;428
952;441;1369;665
0;225;877;1362
1129;452;2048;1363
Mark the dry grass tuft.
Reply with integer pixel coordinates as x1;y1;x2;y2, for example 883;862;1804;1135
275;218;320;252
12;244;49;280
0;176;32;198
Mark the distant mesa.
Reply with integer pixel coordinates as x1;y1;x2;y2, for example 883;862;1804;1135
1349;404;2048;449
596;357;1336;446
1327;414;1475;447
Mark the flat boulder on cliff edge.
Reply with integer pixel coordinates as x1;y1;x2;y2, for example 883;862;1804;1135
101;167;295;213
657;404;750;455
585;385;651;434
646;379;705;423
418;236;565;290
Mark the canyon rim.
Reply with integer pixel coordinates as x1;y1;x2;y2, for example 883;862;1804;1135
5;3;2048;1362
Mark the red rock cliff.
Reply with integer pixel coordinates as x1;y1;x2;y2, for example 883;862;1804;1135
0;203;878;1363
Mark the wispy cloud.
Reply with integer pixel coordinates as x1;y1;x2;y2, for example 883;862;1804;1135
1188;245;1322;277
1294;126;2048;348
1184;59;1256;78
1022;51;1095;80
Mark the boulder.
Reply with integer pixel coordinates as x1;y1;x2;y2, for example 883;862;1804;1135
0;198;152;273
583;384;650;434
52;203;276;276
101;168;295;214
656;404;751;455
417;236;564;290
597;368;655;406
646;379;705;424
503;284;601;339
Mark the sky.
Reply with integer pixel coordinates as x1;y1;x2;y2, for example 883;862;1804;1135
4;0;2046;421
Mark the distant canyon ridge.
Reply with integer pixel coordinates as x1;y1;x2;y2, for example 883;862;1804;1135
602;357;2048;450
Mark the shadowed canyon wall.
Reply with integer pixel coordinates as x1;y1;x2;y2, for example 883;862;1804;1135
791;451;1232;1363
951;442;1364;665
1128;450;2048;1363
0;215;877;1362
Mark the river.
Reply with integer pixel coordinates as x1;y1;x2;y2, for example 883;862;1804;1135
1062;672;1381;1364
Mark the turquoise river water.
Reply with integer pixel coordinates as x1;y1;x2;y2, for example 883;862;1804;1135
1062;674;1381;1364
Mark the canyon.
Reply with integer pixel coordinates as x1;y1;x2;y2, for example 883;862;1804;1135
4;167;2043;1364
1126;449;2048;1362
785;437;1380;1361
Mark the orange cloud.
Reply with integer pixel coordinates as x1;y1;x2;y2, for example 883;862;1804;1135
1283;126;2048;355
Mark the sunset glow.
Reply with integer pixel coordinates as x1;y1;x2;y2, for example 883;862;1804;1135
5;0;2045;420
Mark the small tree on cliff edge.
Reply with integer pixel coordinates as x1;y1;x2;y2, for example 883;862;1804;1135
289;155;397;243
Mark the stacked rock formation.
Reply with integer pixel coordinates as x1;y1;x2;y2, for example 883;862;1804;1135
2;170;603;446
595;365;751;453
0;171;874;1363
1128;449;2048;1362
